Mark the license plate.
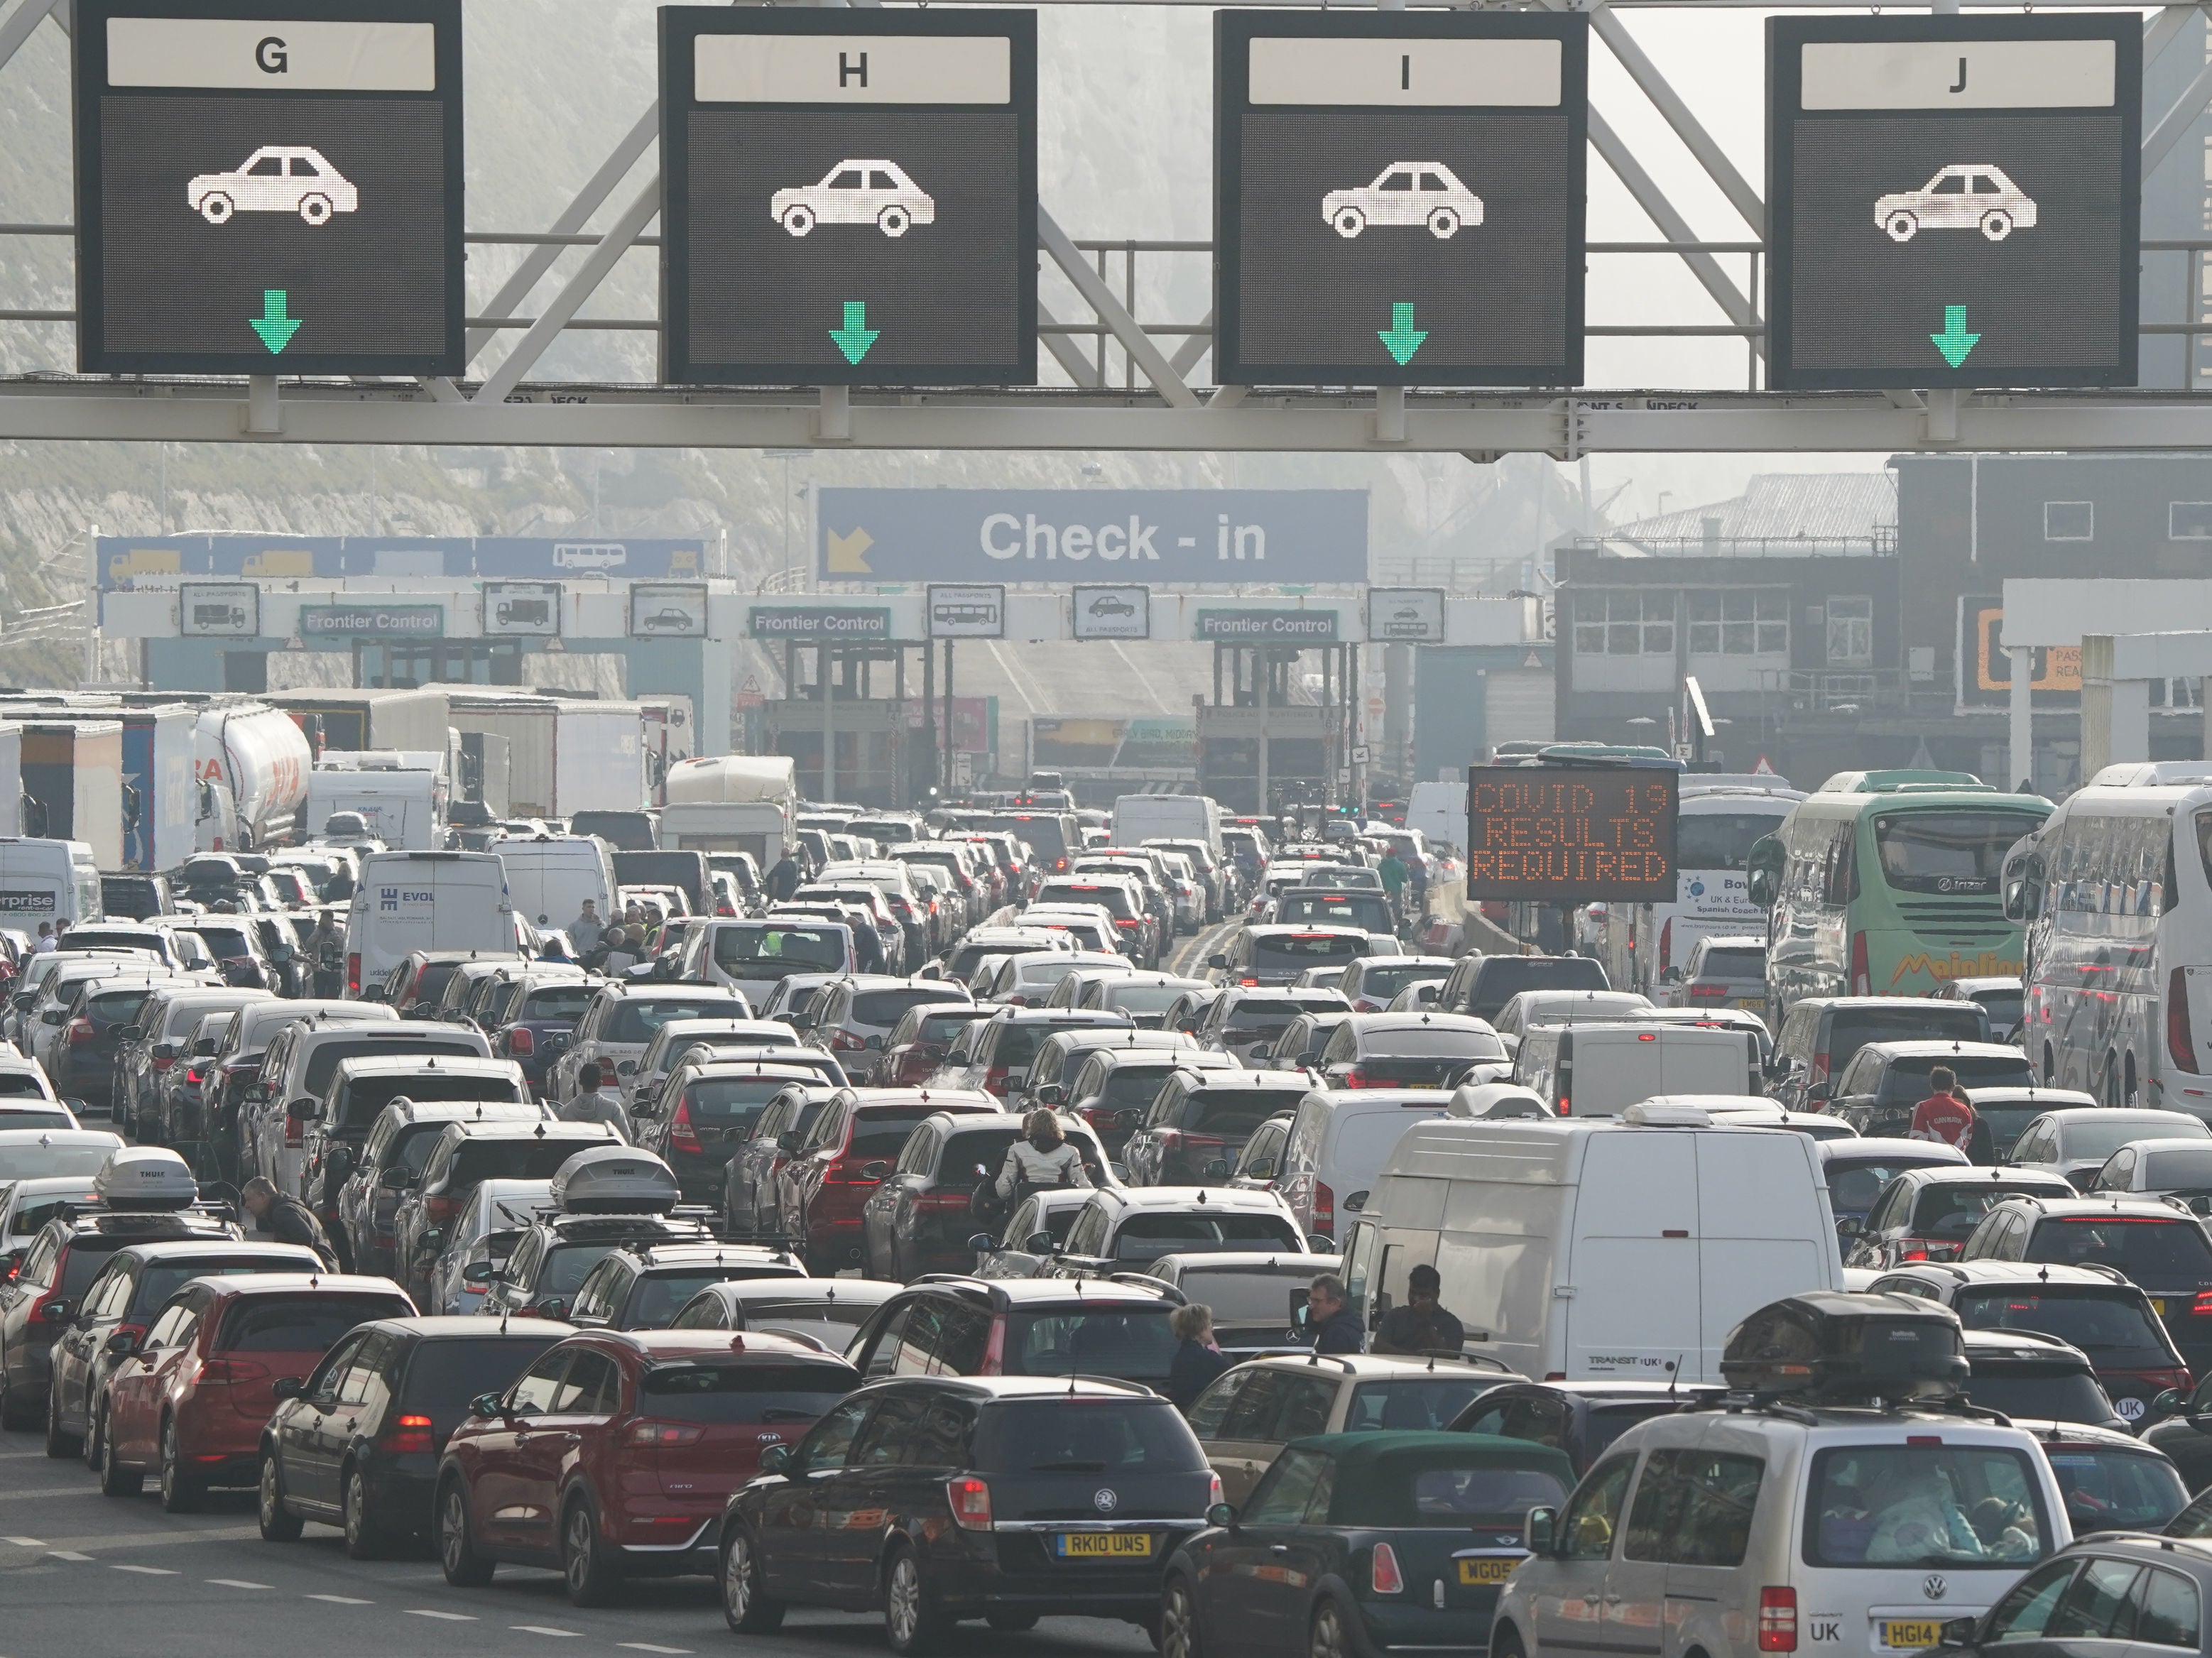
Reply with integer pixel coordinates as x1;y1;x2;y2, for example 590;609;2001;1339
2154;1299;2169;1316
1733;996;1767;1010
1458;1557;1522;1584
1880;1620;1946;1649
1055;1532;1153;1559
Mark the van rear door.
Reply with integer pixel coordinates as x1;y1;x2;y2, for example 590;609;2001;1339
354;855;511;977
1561;1133;1699;1380
1694;1132;1838;1381
1660;1030;1762;1096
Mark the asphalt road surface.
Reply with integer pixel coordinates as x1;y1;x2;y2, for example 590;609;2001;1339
0;1442;1161;1657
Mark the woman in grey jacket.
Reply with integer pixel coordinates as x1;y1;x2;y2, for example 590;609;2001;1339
995;1107;1091;1201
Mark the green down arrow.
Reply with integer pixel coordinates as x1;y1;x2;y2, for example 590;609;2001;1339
1930;303;1981;369
829;300;879;366
1377;301;1428;366
249;289;301;354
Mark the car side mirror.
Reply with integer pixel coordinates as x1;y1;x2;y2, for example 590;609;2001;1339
1836;1216;1863;1238
1939;1619;1978;1649
760;1444;792;1476
865;1033;884;1049
420;1228;443;1250
379;1165;413;1189
1113;1109;1142;1131
1207;954;1227;970
532;1296;567;1320
286;1097;316;1123
1307;1233;1335;1252
1024;1230;1055;1253
40;1008;64;1025
1245;1159;1276;1180
1034;1084;1065;1106
461;1260;498;1285
469;1391;505;1419
777;1132;800;1152
1202;1157;1231;1179
1522;1505;1557;1556
41;1299;71;1323
859;1160;890;1181
1207;1502;1237;1529
2152;1387;2186;1422
116;1025;143;1042
1806;1084;1831;1105
104;1329;138;1356
968;1232;997;1251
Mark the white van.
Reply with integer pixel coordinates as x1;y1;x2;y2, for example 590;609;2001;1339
1268;1086;1458;1240
0;839;103;927
344;851;519;992
1344;1109;1841;1382
1513;1020;1762;1116
1111;795;1223;856
1405;779;1467;856
492;835;616;931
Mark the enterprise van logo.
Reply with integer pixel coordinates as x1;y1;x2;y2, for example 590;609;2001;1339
0;889;57;913
1887;950;2022;988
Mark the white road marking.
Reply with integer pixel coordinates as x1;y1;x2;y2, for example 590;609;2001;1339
405;1609;476;1621
207;1578;271;1589
48;1550;91;1561
617;1647;694;1655
305;1594;373;1604
512;1627;582;1638
2;1536;44;1546
109;1564;178;1575
0;1487;92;1502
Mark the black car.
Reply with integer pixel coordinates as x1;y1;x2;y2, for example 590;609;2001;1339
258;1315;570;1556
1437;954;1608;1024
52;977;174;1118
1447;1380;1726;1476
1825;1039;2037;1133
1914;1532;2212;1658
633;1060;827;1205
391;1118;626;1301
2140;1375;2212;1495
1767;994;1992;1110
722;1082;840;1240
477;1207;719;1324
1843;1165;2077;1269
1961;1327;2128;1431
486;972;597;1092
44;1238;321;1458
717;1375;1215;1652
860;1109;1111;1282
1317;1013;1508;1090
336;1098;547;1280
563;1240;804;1331
1123;1071;1315;1187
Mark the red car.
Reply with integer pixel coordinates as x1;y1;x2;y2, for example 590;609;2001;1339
773;1089;1000;1275
96;1272;415;1511
435;1328;859;1605
872;1003;994;1087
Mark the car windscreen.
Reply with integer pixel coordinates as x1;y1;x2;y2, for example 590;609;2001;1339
1184;1091;1306;1136
1253;934;1364;963
2022;1216;2212;1281
1341;1378;1498;1434
520;986;595;1021
1336;1457;1569;1528
851;988;949;1027
0;1144;113;1179
1962;1366;2116;1427
217;1294;410;1353
1467;959;1608;1018
848;1107;937;1160
973;1395;1206;1471
1361;1029;1507;1059
1951;1288;2176;1367
1277;894;1395;932
2045;1446;2189;1534
1804;1443;2049;1567
402;1335;564;1431
303;1038;481;1097
604;998;747;1045
638;1360;859;1422
1907;1183;2070;1240
713;927;845;977
1676;812;1788;871
445;1138;606;1188
1874;810;2047;896
1113;1213;1301;1259
341;1074;517;1128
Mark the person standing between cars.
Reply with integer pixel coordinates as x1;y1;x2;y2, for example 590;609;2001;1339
766;851;803;902
241;1176;339;1270
1376;849;1409;926
1308;1272;1366;1355
1167;1302;1231;1411
569;899;604;954
1373;1263;1466;1356
305;909;344;997
1909;1064;1976;1149
32;921;52;954
560;1060;631;1141
995;1107;1091;1202
599;926;638;976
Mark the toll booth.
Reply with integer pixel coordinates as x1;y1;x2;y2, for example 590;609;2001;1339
1194;642;1358;815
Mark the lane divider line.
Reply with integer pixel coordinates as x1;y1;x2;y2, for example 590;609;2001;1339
207;1578;271;1589
617;1646;694;1655
2;1537;44;1547
109;1563;178;1575
48;1550;90;1561
512;1627;583;1637
305;1594;373;1605
405;1609;476;1621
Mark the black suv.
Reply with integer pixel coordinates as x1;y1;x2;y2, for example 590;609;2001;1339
1825;1040;2037;1137
717;1375;1215;1652
391;1119;624;1300
1436;954;1607;1023
844;1277;1184;1392
563;1240;805;1331
1449;1380;1726;1476
1959;1326;2127;1431
0;1204;241;1429
1767;995;1992;1110
1316;1013;1507;1090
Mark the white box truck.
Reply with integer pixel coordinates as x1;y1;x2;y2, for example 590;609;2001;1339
660;755;797;866
493;834;617;932
435;691;647;820
1111;794;1222;856
303;759;447;851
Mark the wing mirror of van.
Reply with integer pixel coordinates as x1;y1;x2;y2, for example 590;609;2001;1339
1745;835;1784;910
1522;1505;1557;1556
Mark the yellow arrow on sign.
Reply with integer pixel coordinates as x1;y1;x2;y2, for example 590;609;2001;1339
827;527;874;574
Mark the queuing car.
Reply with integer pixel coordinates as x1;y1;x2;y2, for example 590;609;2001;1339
420;1177;551;1317
844;1277;1185;1390
1123;1071;1317;1187
717;1375;1214;1651
632;1058;832;1204
1824;1040;2039;1136
2006;1108;2212;1190
1766;994;1991;1110
1817;1137;1969;1230
1337;955;1457;1015
1958;1327;2130;1432
435;1329;862;1605
667;1276;899;1349
1449;1380;1730;1476
337;1097;548;1279
1042;1187;1311;1277
967;1189;1103;1280
392;1118;624;1299
562;1240;805;1331
1315;1013;1507;1091
861;1109;1113;1282
258;1314;572;1556
1842;1165;2077;1269
773;1088;1001;1275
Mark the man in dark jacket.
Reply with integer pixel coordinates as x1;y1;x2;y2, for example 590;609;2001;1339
1373;1264;1466;1356
242;1177;339;1270
1307;1272;1366;1355
766;853;803;902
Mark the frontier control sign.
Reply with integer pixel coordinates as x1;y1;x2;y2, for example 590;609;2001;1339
1464;765;1679;902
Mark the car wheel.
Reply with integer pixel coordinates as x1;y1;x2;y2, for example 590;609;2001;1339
1427;207;1460;239
879;204;912;237
561;1493;622;1607
44;1381;80;1458
1331;207;1365;239
883;1542;949;1655
298;193;334;226
258;1450;303;1541
1310;1598;1351;1658
97;1408;141;1497
1161;1576;1203;1658
721;1525;786;1633
1981;209;2013;241
988;1611;1040;1632
199;192;234;225
1493;1625;1529;1658
782;204;815;236
1885;211;1918;242
342;1462;387;1559
438;1478;496;1586
159;1416;201;1512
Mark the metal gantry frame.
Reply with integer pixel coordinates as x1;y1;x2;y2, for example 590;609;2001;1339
4;0;2212;454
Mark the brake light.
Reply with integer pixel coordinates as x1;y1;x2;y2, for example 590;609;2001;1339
197;1356;270;1385
917;1190;971;1212
2173;969;2199;1072
625;1419;706;1448
1313;1181;1334;1237
1339;1069;1383;1089
381;1413;435;1456
1849;931;1870;997
670;1098;702;1155
1208;1470;1223;1508
184;1065;203;1085
828;1029;865;1053
1371;1541;1405;1596
508;1026;535;1057
1759;1588;1797;1652
1897;1240;1932;1262
1811;1050;1830;1089
1658;919;1673;971
1239;978;1258;988
347;952;361;996
947;1476;993;1530
2191;1291;2212;1317
285;1111;304;1148
1688;983;1727;1001
65;1017;92;1046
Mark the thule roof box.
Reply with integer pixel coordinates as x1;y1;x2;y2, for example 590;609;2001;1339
550;1145;680;1214
1721;1292;1968;1405
92;1147;197;1212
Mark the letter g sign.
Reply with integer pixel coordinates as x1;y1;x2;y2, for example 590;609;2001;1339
256;35;288;73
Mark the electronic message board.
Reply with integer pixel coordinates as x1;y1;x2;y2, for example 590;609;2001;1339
1215;11;1586;388
1767;16;2140;390
660;8;1036;387
1464;764;1679;902
73;0;464;376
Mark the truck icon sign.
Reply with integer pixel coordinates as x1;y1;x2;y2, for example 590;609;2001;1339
191;602;247;631
496;596;552;627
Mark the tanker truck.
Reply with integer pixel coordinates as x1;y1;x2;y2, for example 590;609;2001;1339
658;755;796;866
194;703;310;854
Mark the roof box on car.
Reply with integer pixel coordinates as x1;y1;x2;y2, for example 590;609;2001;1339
550;1145;680;1214
92;1147;197;1212
1721;1292;1968;1404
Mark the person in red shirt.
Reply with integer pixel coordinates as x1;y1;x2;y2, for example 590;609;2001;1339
1909;1065;1976;1149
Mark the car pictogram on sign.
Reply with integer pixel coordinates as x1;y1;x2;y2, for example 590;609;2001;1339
188;146;359;227
1087;594;1138;616
638;606;699;632
1322;163;1484;240
1875;165;2037;243
771;160;937;238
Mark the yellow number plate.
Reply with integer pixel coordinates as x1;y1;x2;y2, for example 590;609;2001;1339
1055;1532;1154;1559
1880;1620;1946;1649
1459;1558;1522;1585
2154;1298;2169;1316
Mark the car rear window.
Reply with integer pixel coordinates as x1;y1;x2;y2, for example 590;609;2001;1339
0;1111;73;1132
941;1128;1023;1182
1184;1090;1307;1136
0;1074;50;1097
1038;883;1135;918
303;1037;481;1096
88;989;156;1023
1973;988;2024;1027
521;986;595;1021
847;1107;937;1160
974;1396;1206;1471
1824;1005;1988;1065
1114;1212;1302;1258
851;989;944;1027
918;1010;989;1045
638;1360;859;1422
1342;1378;1498;1434
1277;894;1394;932
2024;1217;2212;1280
1096;1066;1176;1108
631;1268;795;1327
1361;1029;1507;1059
445;1138;607;1188
1336;1458;1569;1528
1350;964;1446;1000
606;998;748;1045
1963;1365;2115;1427
980;815;1072;860
0;1144;113;1179
217;1294;410;1353
1002;1306;1179;1380
1967;1103;2044;1161
1221;1000;1311;1031
1253;934;1364;963
681;1076;797;1126
1101;982;1194;1015
402;1335;565;1427
1952;1288;2174;1366
1805;1443;2049;1567
1466;958;1608;1018
1699;949;1765;978
134;1256;305;1310
1826;1157;1959;1216
1874;1054;2033;1103
2046;1446;2189;1535
5;1193;94;1239
408;961;464;1005
341;1074;518;1128
1907;1183;2066;1242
